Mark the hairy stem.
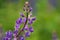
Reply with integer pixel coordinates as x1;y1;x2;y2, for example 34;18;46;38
16;12;28;40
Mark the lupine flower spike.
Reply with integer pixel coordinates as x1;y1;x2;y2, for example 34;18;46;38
3;1;36;40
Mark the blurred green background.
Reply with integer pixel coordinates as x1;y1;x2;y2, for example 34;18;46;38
0;0;60;40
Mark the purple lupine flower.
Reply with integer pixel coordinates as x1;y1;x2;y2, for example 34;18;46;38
25;31;30;37
5;30;12;38
28;14;36;24
31;17;36;21
28;17;36;24
24;24;28;30
3;37;9;40
22;17;26;23
13;30;18;36
3;1;36;40
19;36;25;40
15;24;20;30
29;7;32;12
16;18;22;24
28;20;33;24
29;26;34;32
13;37;17;40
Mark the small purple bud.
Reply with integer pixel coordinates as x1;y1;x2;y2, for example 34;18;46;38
28;20;33;24
29;26;34;32
13;30;18;36
13;37;17;40
20;13;25;17
19;36;24;40
22;17;26;23
32;17;36;21
24;25;28;30
15;24;20;30
3;37;8;40
28;18;30;21
29;7;32;12
16;18;22;24
25;32;30;37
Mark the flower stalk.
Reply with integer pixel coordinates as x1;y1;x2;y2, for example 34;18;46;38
3;1;36;40
16;12;28;39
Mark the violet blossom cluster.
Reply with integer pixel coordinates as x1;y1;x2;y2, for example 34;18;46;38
3;2;36;40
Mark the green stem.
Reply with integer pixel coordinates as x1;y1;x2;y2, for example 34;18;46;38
16;12;28;40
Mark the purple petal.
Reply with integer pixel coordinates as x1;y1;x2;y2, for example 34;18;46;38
25;32;30;37
28;18;30;21
20;13;25;17
19;36;24;40
13;30;18;35
22;17;26;23
28;20;33;24
24;25;28;30
15;24;20;30
3;37;8;40
32;17;36;21
14;37;17;40
5;31;12;38
29;26;34;32
29;7;32;12
16;18;22;24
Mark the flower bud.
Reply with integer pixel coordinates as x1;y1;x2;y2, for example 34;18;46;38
5;30;12;38
29;26;34;32
19;36;25;40
29;7;32;12
20;13;25;17
22;17;26;23
3;37;9;40
25;31;30;37
24;24;28;30
13;30;18;36
15;24;20;30
16;18;22;24
25;2;29;5
28;20;33;24
32;17;36;21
